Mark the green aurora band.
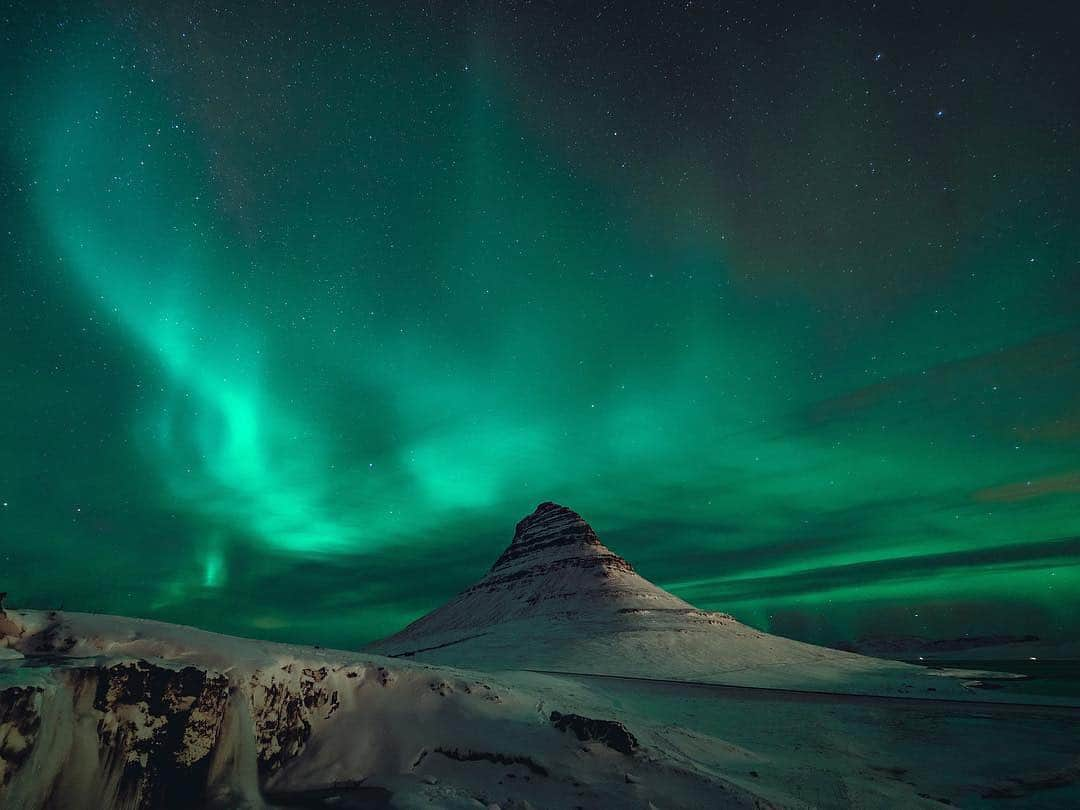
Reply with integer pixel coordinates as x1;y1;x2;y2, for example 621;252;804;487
1;3;1078;648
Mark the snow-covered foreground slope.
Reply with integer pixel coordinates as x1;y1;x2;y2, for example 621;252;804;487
1;609;771;809
4;608;1079;809
367;503;1015;699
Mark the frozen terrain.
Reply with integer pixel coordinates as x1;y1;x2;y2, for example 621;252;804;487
2;502;1078;808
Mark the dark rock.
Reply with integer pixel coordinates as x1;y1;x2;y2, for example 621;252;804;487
0;686;42;787
433;747;549;777
489;502;634;575
90;660;230;809
550;711;638;755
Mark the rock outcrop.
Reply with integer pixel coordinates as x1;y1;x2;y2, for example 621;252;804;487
549;710;638;755
0;660;238;810
0;686;39;790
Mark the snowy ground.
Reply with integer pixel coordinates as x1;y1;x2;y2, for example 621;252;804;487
3;608;1079;809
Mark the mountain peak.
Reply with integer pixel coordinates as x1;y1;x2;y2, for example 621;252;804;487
369;502;691;652
513;501;585;543
493;501;615;571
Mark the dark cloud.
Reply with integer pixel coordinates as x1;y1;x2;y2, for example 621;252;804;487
973;471;1080;503
689;536;1080;604
808;329;1080;426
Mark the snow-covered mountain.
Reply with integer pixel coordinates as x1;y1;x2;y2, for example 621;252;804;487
369;502;975;697
375;500;694;638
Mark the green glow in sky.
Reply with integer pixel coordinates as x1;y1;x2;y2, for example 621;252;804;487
2;3;1078;648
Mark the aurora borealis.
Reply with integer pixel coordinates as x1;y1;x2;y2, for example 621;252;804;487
1;2;1078;650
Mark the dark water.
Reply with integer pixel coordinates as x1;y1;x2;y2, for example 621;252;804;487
911;659;1080;701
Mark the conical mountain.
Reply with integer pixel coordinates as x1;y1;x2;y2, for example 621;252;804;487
378;502;692;643
368;503;970;698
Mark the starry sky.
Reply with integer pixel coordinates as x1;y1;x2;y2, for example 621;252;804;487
2;1;1078;650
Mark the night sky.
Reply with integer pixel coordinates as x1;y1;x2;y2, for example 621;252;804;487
2;2;1078;650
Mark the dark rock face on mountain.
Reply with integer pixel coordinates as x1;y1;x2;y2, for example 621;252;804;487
489;501;635;576
0;686;40;790
549;710;638;755
250;664;341;776
0;660;233;810
92;662;231;809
